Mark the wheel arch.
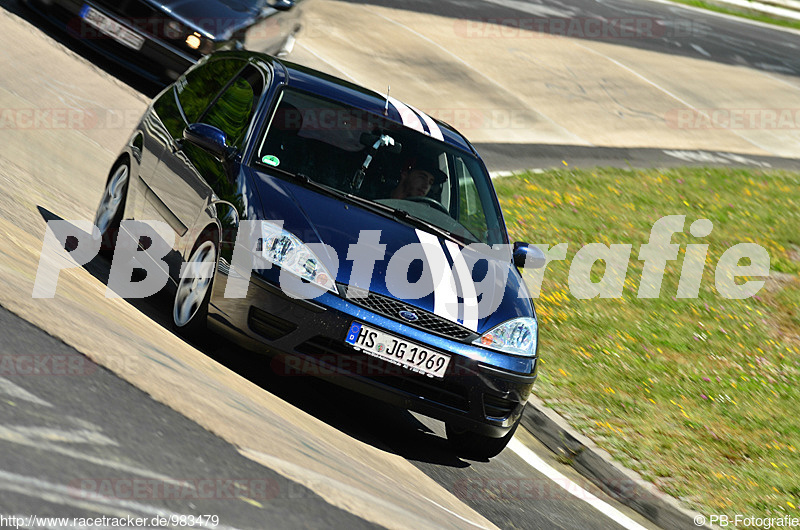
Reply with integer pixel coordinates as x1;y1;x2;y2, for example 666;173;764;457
183;221;222;261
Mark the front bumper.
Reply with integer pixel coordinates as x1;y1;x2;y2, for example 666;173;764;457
208;272;538;438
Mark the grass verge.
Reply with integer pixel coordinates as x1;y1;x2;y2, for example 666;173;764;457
493;167;800;521
670;0;800;31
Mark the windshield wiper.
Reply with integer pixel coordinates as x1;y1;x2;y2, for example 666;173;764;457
387;207;466;245
267;168;467;246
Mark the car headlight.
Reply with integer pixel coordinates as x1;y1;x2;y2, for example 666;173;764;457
164;20;184;39
259;221;336;293
473;317;538;357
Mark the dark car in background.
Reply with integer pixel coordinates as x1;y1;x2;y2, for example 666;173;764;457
94;50;544;459
22;0;309;82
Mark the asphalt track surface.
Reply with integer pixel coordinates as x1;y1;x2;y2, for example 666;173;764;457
337;0;800;76
1;0;799;528
0;266;649;529
0;305;375;529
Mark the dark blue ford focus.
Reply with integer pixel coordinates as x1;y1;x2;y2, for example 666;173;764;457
96;50;543;459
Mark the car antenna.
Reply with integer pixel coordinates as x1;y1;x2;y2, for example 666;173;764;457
384;85;390;116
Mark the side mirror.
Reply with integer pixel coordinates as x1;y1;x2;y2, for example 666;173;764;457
272;0;295;11
513;242;546;269
183;123;233;160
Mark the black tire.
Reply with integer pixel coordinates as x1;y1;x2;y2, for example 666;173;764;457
172;233;218;338
93;160;130;259
446;417;520;460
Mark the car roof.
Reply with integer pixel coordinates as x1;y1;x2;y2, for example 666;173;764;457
227;51;477;154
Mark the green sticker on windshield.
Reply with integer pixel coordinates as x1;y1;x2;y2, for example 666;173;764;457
261;155;280;167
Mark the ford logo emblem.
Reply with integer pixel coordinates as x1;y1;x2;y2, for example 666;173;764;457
399;310;419;322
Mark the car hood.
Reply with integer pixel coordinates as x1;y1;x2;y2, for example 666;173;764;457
247;169;534;336
147;0;270;36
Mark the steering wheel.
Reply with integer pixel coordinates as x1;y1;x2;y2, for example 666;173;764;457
405;196;449;214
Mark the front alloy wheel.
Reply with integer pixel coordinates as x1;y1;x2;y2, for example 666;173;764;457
94;162;129;256
173;239;217;335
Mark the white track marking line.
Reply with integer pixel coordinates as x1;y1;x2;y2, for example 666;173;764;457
422;497;492;529
364;8;592;146
0;470;240;530
570;41;777;154
760;70;800;91
0;425;117;445
292;42;359;82
0;376;53;407
0;428;196;488
507;438;650;530
690;43;711;57
484;0;576;17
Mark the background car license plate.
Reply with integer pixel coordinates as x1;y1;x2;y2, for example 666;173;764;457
80;5;144;50
345;322;450;379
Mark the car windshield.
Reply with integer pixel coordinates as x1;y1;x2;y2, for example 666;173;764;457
254;88;507;246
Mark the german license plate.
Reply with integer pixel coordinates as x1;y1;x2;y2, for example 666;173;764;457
80;5;145;51
345;322;450;379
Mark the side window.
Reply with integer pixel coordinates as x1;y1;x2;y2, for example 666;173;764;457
455;157;490;241
201;65;264;150
177;58;246;124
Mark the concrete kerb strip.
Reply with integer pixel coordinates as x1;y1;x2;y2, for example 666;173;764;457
520;396;712;530
656;0;800;30
760;0;800;12
702;0;800;20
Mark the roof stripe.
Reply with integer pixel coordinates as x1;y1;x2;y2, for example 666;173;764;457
386;96;425;134
408;104;444;141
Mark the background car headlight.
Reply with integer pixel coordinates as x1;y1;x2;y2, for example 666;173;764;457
473;317;538;357
259;221;336;292
185;33;202;49
165;20;184;39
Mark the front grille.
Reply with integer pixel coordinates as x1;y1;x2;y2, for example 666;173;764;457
340;285;475;340
295;336;470;412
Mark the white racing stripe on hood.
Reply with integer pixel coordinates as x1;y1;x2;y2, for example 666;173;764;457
408;104;444;141
415;230;460;325
386;96;425;134
445;241;479;332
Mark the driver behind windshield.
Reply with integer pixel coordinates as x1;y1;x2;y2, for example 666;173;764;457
391;158;446;199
